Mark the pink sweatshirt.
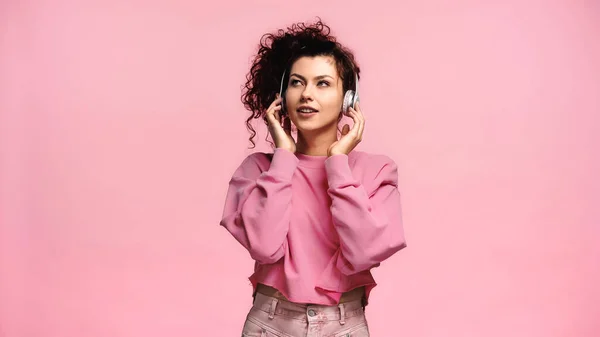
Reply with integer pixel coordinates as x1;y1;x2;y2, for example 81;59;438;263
219;148;406;305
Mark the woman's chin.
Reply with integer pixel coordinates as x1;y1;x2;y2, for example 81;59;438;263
294;119;337;134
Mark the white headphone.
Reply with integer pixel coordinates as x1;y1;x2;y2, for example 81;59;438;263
278;69;359;116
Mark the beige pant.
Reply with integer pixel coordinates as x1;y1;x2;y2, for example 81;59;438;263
241;292;370;337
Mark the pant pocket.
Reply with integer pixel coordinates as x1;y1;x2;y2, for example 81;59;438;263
241;317;286;337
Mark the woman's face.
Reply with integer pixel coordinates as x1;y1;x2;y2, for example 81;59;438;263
284;55;344;134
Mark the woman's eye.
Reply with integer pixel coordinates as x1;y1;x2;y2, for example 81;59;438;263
289;79;329;86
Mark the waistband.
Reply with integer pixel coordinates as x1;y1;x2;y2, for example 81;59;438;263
255;284;365;304
252;292;365;323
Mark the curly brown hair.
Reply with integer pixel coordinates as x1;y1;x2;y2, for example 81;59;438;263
241;18;361;148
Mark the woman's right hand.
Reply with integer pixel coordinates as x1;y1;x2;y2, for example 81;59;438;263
265;94;296;153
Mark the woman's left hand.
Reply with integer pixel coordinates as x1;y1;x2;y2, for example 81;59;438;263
328;102;365;157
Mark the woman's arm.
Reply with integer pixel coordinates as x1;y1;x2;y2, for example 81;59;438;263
219;148;298;264
325;153;406;275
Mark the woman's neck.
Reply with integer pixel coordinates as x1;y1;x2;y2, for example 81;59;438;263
295;129;338;156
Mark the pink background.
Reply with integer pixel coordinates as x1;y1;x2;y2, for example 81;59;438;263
1;0;599;336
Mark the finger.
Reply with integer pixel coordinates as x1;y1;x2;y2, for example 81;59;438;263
351;105;364;123
266;105;282;125
346;109;361;136
356;103;365;135
267;96;283;112
352;108;364;138
349;108;364;138
354;102;363;116
351;103;364;127
345;108;357;125
267;105;282;120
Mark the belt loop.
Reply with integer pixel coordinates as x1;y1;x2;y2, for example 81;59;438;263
338;303;346;325
268;298;279;320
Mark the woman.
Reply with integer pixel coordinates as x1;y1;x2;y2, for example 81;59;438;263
220;18;406;337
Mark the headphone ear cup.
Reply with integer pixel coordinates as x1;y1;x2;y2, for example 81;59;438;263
342;90;355;116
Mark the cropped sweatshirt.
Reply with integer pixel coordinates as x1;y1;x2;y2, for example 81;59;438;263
220;148;406;305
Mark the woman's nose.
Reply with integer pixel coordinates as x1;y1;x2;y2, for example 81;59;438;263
301;86;314;100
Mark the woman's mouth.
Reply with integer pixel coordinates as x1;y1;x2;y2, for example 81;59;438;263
297;106;319;116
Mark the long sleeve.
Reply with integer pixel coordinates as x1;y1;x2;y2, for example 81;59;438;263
325;153;406;275
219;148;299;264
